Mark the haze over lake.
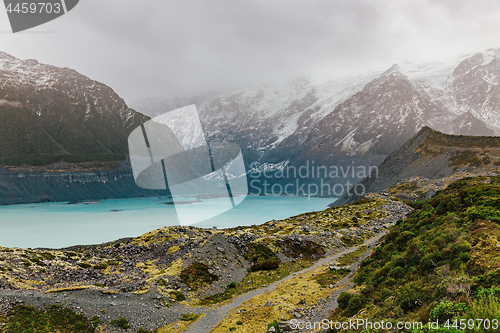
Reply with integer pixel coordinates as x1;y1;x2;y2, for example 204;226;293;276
0;196;334;249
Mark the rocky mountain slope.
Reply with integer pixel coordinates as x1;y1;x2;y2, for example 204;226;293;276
2;129;500;331
0;51;148;166
333;126;500;206
1;165;498;332
0;53;162;204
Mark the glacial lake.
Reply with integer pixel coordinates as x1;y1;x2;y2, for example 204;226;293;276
0;196;335;249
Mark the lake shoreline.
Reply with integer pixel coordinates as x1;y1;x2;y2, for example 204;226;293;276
0;196;335;249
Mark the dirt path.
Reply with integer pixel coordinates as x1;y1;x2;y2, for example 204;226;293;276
189;231;388;333
303;235;386;332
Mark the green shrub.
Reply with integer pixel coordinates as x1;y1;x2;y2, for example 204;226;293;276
40;252;56;260
389;266;406;279
250;260;280;271
179;313;199;321
420;251;442;271
78;262;92;269
453;241;472;254
459;252;471;262
430;300;468;321
90;315;101;327
169;291;186;302
267;320;280;332
395;231;414;247
246;242;282;271
462;294;500;332
467;206;500;221
396;281;429;312
476;286;500;299
345;294;366;316
227;281;237;289
337;292;353;310
110;317;129;329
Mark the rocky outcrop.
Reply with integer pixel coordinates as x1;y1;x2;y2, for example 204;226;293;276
0;158;164;205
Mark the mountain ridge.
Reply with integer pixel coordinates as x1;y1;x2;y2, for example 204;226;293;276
333;126;500;206
2;49;500;204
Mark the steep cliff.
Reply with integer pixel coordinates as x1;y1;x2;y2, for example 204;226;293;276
0;159;164;205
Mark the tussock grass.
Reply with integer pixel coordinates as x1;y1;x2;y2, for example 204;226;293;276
2;304;95;333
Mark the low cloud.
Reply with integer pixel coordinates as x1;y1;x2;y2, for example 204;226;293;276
1;0;500;102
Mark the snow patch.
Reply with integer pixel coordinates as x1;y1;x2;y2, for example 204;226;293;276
0;99;22;108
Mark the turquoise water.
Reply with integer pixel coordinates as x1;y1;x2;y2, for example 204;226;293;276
0;196;335;249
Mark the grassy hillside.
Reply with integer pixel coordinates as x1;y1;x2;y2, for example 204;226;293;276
424;129;500;148
329;175;500;332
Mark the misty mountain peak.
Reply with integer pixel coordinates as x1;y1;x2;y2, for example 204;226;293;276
382;63;402;76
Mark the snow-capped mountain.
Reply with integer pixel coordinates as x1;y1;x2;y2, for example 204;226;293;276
0;51;148;161
1;48;498;199
2;48;499;174
132;48;500;170
448;49;500;129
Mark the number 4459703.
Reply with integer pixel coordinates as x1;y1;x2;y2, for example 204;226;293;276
443;318;499;330
6;2;62;14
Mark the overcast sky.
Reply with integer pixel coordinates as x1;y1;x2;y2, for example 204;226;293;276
1;0;500;104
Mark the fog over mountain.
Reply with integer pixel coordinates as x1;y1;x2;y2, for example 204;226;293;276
132;49;500;173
